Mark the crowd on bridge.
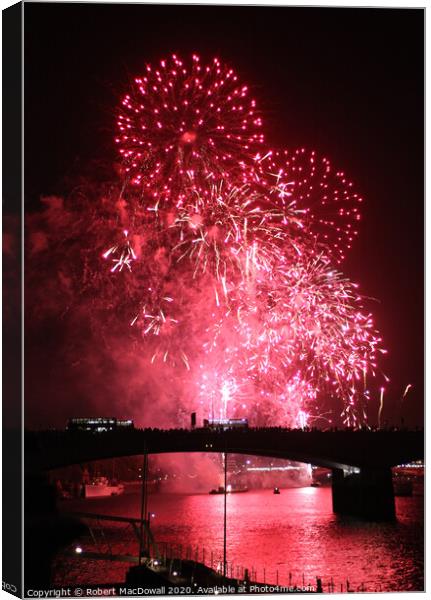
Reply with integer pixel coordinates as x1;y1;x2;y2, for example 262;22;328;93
31;424;423;435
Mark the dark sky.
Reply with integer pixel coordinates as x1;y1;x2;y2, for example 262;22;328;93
24;4;424;426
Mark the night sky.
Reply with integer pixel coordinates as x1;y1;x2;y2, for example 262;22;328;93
23;4;424;427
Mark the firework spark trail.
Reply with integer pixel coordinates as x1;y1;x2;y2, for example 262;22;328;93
168;179;305;284
402;384;413;401
102;229;137;272
378;387;385;428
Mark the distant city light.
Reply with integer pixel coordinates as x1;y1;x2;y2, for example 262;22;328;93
246;466;301;472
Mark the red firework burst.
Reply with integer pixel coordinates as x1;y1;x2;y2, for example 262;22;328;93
252;148;363;264
116;54;264;203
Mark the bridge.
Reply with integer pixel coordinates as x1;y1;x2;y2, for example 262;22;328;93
25;427;422;471
24;427;423;520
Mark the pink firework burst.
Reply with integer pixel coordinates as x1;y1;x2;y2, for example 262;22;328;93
198;250;385;427
252;148;363;264
116;54;264;203
168;179;304;285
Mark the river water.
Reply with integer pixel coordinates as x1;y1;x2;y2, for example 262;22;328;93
53;485;423;592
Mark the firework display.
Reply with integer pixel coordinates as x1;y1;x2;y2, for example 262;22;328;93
27;53;386;428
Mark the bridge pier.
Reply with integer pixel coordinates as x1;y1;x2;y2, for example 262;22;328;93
24;471;87;589
331;466;395;520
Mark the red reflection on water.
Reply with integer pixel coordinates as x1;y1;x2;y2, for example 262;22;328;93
55;486;423;591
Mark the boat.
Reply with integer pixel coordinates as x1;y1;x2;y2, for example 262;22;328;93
393;478;413;497
273;487;280;494
84;476;125;498
209;485;248;494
